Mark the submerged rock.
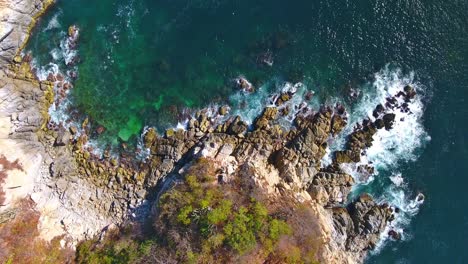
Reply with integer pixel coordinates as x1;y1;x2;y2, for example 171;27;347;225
0;6;419;259
388;230;402;240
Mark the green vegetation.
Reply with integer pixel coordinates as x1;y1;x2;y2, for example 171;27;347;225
75;158;320;263
75;233;154;264
157;165;291;261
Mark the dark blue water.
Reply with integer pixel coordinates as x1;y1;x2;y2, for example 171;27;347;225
27;0;468;262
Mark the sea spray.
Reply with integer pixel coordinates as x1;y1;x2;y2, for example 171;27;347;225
30;18;431;247
44;10;62;31
321;66;431;250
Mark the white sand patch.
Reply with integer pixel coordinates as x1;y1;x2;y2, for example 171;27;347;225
0;116;43;211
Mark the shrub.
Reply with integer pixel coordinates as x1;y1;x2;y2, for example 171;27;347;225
207;199;232;225
269;219;292;241
0;198;74;263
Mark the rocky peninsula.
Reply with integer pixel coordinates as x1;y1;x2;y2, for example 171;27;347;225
0;1;418;263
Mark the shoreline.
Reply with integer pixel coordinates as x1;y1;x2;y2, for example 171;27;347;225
0;0;120;245
0;1;424;263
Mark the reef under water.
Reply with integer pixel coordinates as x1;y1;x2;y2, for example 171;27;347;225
23;0;468;262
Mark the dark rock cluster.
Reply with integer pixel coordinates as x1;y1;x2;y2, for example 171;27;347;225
48;82;418;258
7;41;417;259
332;194;393;254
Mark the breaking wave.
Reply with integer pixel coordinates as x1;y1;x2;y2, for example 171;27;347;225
30;15;431;251
324;66;431;251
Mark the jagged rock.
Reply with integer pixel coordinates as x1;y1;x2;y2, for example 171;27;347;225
388;230;401;240
254;107;278;130
331;114;347;136
372;104;384;118
69;126;78;135
275;93;291;106
308;172;354;205
332;194;394;255
334;150;359;164
54;126;70;146
143;128;157;148
382;113;396;130
228;116;247;135
82;118;89;129
96;126;105;135
0;14;414;259
404;85;416;99
218;105;229;116
374;118;385;129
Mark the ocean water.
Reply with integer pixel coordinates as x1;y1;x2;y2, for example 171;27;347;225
26;0;468;263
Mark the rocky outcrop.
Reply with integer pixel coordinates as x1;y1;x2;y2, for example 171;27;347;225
0;0;54;69
331;194;393;257
0;0;119;246
334;87;415;165
0;62;396;263
0;65;117;244
0;1;413;262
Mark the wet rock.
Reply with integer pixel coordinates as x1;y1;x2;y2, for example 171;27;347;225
275;93;291;106
416;193;425;202
218;105;229;116
388;230;401;240
254;107;278;130
69;126;78;135
304;91;314;101
143;128;158;148
96;126;106;135
331;114;347;136
335;150;359;164
404;85;416;100
374;118;385;129
357;165;374;181
235;76;254;93
372;104;384;118
82;118;89;129
228;116;248;135
382;113;396;130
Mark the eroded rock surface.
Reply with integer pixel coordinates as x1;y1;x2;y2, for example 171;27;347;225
0;1;415;262
0;0;53;69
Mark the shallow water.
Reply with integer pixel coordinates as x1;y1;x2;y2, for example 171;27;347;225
27;0;468;262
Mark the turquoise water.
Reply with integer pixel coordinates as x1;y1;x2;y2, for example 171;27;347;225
27;0;468;262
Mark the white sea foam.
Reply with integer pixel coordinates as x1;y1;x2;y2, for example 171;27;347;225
50;48;62;61
329;67;430;252
117;0;136;37
228;79;313;125
372;181;425;254
364;70;431;172
45;12;62;31
60;36;78;66
34;61;60;81
228;81;273;124
314;67;430;253
34;26;429;251
322;67;430;175
390;173;405;187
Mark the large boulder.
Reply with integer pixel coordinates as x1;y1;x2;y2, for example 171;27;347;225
143;128;158;148
254;107;278;130
382;113;396;130
308;171;354;205
332;194;394;254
